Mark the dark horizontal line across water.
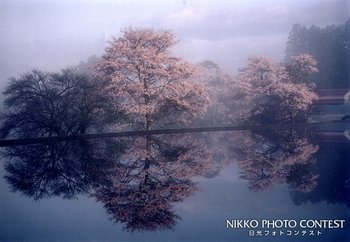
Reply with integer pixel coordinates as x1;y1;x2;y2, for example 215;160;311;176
0;124;288;147
0;121;348;147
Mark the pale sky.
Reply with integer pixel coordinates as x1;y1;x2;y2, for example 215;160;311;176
0;0;349;85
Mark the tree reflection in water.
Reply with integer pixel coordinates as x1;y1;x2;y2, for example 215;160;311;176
3;138;126;199
290;142;350;208
2;129;322;231
93;134;210;231
2;133;210;231
230;129;319;193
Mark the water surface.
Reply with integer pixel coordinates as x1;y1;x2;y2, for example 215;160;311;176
0;126;349;241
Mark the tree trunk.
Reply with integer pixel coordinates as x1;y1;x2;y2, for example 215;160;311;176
144;128;151;186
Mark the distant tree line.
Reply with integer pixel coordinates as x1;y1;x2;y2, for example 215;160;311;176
286;18;350;89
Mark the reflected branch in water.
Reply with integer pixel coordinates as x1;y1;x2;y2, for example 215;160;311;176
2;138;127;199
286;163;319;193
93;134;211;231
290;142;350;208
229;129;319;192
2;132;211;231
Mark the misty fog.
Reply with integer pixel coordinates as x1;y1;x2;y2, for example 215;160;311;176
1;0;348;87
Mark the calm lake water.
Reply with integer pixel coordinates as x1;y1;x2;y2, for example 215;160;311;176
0;125;349;242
